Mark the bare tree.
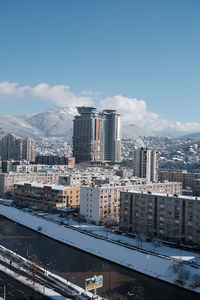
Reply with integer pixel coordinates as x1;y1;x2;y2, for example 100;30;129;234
28;254;39;284
191;274;200;288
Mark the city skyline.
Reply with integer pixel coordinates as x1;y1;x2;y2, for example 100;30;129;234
0;0;200;136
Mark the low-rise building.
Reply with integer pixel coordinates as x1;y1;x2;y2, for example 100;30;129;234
80;184;132;225
158;170;200;191
0;172;61;196
128;181;182;195
80;181;182;225
120;190;200;245
59;174;93;186
13;182;80;210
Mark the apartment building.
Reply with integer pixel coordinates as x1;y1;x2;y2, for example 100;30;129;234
13;182;80;210
133;147;158;182
120;191;200;245
80;184;132;225
103;110;121;164
158;170;200;196
1;161;76;173
73;107;121;164
0;134;22;160
59;174;93;186
193;179;200;196
129;181;182;195
22;138;36;162
0;172;61;196
158;170;200;189
80;181;182;225
0;134;35;161
73;107;104;163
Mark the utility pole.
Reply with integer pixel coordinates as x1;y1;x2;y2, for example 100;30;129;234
3;285;6;300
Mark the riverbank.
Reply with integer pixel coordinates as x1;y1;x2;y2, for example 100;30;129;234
0;204;200;295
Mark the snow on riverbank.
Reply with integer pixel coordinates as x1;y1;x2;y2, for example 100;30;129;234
0;204;200;294
43;212;200;265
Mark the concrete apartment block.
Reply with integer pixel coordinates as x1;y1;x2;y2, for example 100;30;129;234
120;190;200;245
13;182;80;210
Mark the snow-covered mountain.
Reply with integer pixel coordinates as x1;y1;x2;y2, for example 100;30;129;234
181;132;200;139
1;108;199;140
0;108;75;138
22;108;74;137
0;113;42;138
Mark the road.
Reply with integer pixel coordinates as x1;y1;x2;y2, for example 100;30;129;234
0;244;103;300
0;271;48;300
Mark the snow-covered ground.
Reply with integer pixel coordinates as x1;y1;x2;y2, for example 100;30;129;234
0;204;200;294
40;212;200;266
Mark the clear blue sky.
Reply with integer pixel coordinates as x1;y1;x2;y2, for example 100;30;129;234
0;0;199;122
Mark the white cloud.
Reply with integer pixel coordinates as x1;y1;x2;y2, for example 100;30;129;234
0;81;200;137
0;81;94;107
80;90;100;96
100;95;200;137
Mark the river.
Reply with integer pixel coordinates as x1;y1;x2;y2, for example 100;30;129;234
0;216;199;300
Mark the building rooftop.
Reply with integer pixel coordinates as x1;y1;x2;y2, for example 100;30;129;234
15;181;74;191
76;106;97;114
125;190;200;201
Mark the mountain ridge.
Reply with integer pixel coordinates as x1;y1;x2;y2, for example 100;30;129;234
0;108;74;139
0;108;199;139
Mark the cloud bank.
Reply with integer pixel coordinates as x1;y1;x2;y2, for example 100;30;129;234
0;81;199;137
0;81;94;108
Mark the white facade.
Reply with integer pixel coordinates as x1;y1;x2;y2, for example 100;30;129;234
80;185;138;224
80;181;183;225
80;186;100;224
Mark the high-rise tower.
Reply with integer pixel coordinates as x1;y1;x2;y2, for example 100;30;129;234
133;147;158;182
0;134;36;162
103;110;121;164
73;107;104;163
0;133;22;160
22;138;36;162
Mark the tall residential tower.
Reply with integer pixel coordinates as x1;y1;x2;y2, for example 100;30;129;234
0;133;22;160
103;110;121;164
133;147;158;182
0;134;36;162
22;138;36;162
72;107;121;164
73;107;104;163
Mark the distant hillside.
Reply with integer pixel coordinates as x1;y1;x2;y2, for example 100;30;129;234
181;132;200;139
0;113;42;138
22;108;74;137
0;108;74;139
1;108;200;140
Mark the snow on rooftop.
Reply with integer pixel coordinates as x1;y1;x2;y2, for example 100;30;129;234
15;181;74;191
124;190;200;200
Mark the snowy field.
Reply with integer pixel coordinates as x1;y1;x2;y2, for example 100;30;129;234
0;204;200;295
